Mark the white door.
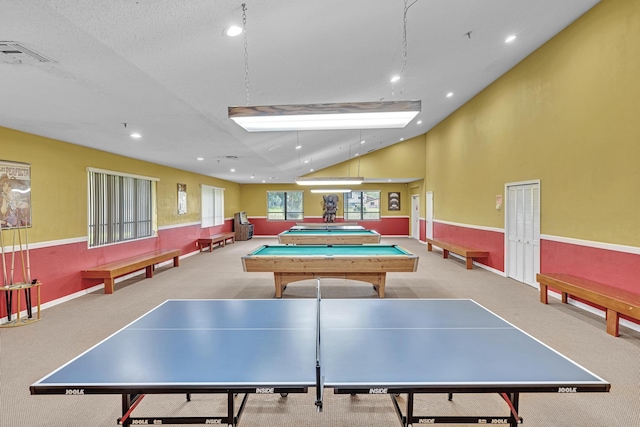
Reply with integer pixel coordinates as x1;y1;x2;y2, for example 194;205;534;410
506;182;540;287
426;191;433;239
411;195;420;239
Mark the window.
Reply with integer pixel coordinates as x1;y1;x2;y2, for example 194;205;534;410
87;168;156;248
201;185;225;228
267;191;303;220
345;191;380;220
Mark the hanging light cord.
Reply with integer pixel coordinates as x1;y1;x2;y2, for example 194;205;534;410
401;0;418;95
242;3;250;105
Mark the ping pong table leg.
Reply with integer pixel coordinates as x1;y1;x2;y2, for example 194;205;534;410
390;392;411;427
230;392;250;426
500;392;522;426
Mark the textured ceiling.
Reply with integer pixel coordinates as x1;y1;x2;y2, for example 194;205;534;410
0;0;599;183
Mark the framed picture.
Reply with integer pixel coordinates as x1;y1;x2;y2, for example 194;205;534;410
388;192;400;211
0;160;31;228
177;183;187;214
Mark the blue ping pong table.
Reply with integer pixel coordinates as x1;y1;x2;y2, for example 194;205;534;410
30;298;610;426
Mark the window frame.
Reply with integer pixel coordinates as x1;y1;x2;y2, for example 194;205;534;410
87;167;158;248
201;185;225;228
344;190;381;221
267;190;304;220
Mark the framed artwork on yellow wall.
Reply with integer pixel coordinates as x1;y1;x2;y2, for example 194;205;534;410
0;160;31;228
177;183;187;215
388;192;400;211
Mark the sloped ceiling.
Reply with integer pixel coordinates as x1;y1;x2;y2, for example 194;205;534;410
0;0;599;183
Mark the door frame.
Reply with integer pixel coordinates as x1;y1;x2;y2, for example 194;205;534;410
411;194;420;239
425;191;433;240
504;179;541;287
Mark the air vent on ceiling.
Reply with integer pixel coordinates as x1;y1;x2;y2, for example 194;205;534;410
0;42;55;64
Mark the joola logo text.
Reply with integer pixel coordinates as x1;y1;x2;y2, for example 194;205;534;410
558;387;577;393
368;388;388;394
65;389;84;395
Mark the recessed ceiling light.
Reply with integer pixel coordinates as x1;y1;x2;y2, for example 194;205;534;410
400;138;405;141
505;35;517;43
230;168;236;172
251;174;255;179
360;140;365;144
304;160;309;164
295;145;302;149
262;180;266;183
417;120;423;125
446;92;454;98
310;168;314;172
197;157;204;161
130;133;142;139
225;25;243;37
390;75;400;83
354;153;359;157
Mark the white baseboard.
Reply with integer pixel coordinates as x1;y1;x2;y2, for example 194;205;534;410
0;252;199;325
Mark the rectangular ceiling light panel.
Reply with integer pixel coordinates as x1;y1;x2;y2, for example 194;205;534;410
229;101;421;132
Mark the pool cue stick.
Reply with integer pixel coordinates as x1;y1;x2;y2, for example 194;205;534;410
10;227;15;285
6;227;17;321
0;228;10;321
17;222;27;283
16;222;31;319
0;228;7;286
23;221;33;318
24;224;33;319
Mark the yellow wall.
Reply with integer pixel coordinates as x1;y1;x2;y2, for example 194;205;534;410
0;126;241;243
240;136;426;218
425;0;640;245
305;135;426;180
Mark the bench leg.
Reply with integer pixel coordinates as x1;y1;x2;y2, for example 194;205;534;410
146;265;154;278
539;284;548;304
104;278;115;294
173;256;180;267
561;292;568;304
606;309;620;337
427;243;433;252
465;257;473;269
442;249;449;259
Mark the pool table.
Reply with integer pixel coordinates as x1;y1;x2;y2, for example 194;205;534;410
278;228;381;245
241;244;418;298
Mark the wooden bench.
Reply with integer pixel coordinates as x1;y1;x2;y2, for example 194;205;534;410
81;249;181;294
196;232;235;252
537;273;640;337
425;238;489;269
